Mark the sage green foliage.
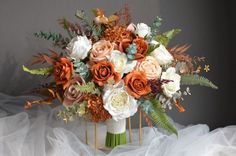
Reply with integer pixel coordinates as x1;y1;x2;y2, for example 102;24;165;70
92;25;104;41
75;81;101;95
138;99;178;136
34;31;68;43
149;16;162;40
156;29;181;46
73;60;90;80
75;10;92;31
126;43;137;60
181;74;218;89
57;102;87;122
23;65;53;75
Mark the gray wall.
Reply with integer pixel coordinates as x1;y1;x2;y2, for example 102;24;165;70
160;0;235;129
0;0;235;129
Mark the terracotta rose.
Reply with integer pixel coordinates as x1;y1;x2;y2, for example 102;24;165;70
124;71;151;98
63;76;85;106
54;57;73;89
91;61;121;86
133;37;148;60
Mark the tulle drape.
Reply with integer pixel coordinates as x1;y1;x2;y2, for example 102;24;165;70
0;93;236;156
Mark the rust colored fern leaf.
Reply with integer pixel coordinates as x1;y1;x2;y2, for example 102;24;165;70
169;44;192;62
31;50;61;65
143;112;153;128
58;18;82;35
116;4;131;26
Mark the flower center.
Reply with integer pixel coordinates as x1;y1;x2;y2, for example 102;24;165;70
111;91;128;109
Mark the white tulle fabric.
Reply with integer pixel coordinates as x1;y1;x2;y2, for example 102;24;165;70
0;93;236;156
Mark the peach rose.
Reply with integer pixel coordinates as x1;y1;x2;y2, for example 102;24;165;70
90;40;114;62
124;71;151;98
91;61;121;86
133;37;148;60
54;57;73;89
136;56;162;80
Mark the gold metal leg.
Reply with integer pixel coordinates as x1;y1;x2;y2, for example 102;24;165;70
139;109;142;145
128;117;132;143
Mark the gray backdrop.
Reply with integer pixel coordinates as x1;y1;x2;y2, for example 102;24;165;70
0;0;235;129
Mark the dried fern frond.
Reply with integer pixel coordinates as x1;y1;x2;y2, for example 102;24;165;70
143;112;153;128
58;18;82;36
31;50;62;65
116;3;131;26
181;74;218;89
169;44;192;62
138;99;178;136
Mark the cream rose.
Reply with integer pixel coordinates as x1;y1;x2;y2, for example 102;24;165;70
161;67;181;97
135;23;151;38
103;81;138;121
150;41;174;66
66;35;92;60
90;40;114;62
136;56;162;80
109;50;137;76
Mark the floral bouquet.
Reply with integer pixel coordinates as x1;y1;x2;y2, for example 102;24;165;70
23;6;217;149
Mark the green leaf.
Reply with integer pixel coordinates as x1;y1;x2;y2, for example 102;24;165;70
156;29;181;46
75;81;100;95
181;74;218;89
23;65;53;75
147;43;160;55
91;8;97;16
57;101;87;122
138;99;178;136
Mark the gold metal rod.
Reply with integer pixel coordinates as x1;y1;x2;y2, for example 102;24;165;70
139;109;142;145
94;123;97;153
85;121;88;145
128;117;132;143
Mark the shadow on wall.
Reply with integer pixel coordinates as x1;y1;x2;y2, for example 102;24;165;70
0;53;41;95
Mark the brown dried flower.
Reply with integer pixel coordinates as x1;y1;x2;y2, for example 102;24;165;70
86;94;112;122
102;26;133;44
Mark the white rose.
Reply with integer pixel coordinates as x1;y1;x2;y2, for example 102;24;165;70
109;50;137;76
135;23;151;38
161;67;181;97
66;35;92;60
150;42;174;66
103;81;138;121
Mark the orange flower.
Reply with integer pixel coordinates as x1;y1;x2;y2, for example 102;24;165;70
124;70;151;98
53;57;73;89
87;94;112;123
133;37;148;60
91;61;121;86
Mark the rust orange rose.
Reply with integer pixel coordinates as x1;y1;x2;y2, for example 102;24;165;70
91;61;121;86
119;38;132;53
90;40;114;62
133;37;148;60
124;71;151;98
54;57;73;89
